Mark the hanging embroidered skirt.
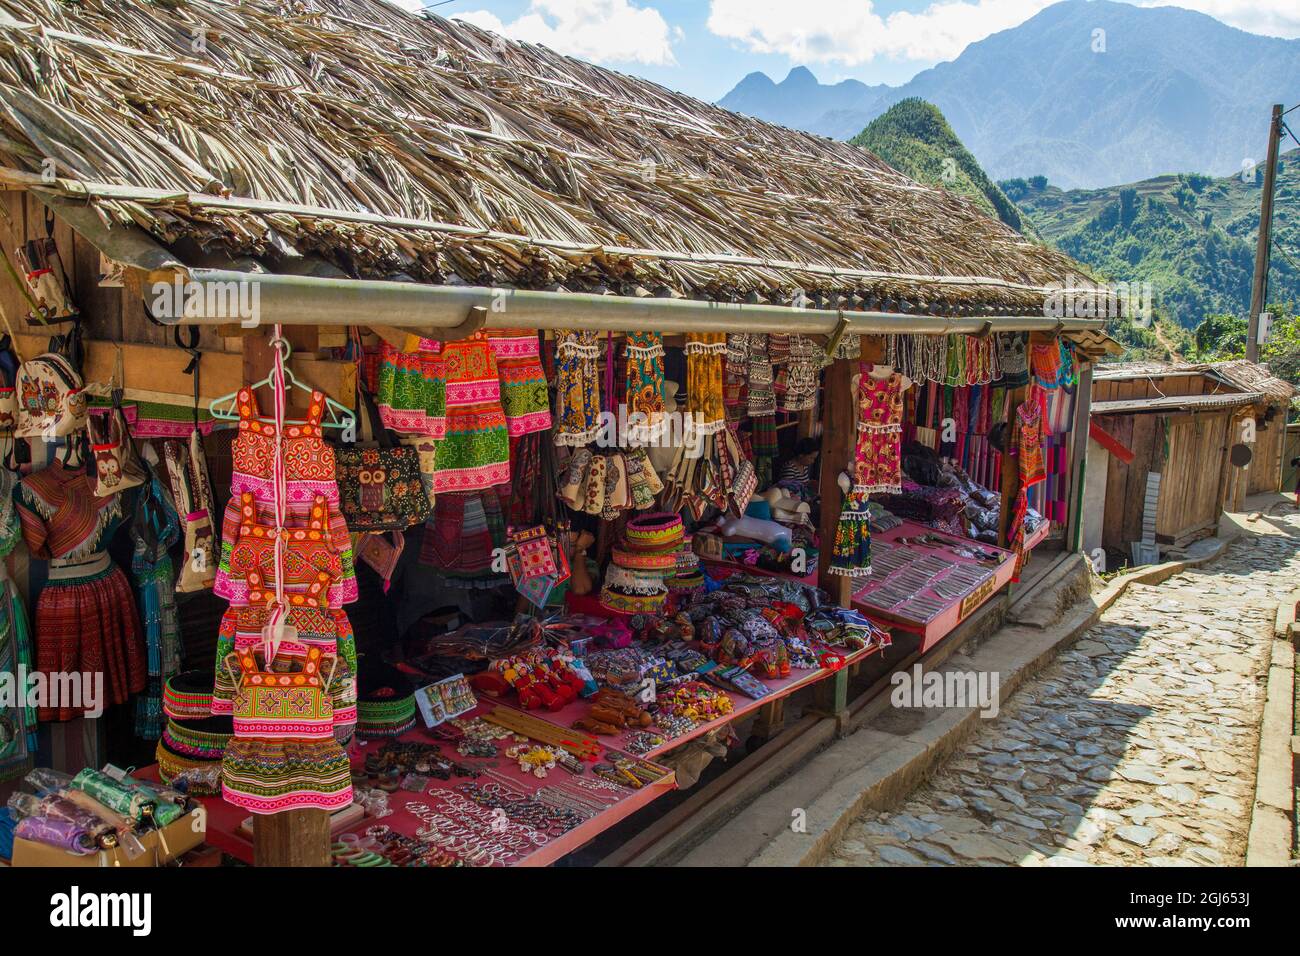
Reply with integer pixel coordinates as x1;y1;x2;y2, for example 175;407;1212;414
781;335;823;412
434;333;510;492
489;329;551;437
34;556;145;721
377;342;447;437
554;330;602;447
625;331;667;443
222;737;352;814
685;333;726;437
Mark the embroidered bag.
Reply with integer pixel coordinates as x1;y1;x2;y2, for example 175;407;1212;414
355;530;405;593
336;389;431;531
163;436;216;592
87;406;146;497
14;350;86;439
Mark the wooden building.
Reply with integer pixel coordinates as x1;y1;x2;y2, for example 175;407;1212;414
1085;361;1294;563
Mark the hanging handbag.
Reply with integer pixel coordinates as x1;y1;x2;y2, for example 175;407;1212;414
504;524;572;609
335;388;432;531
163;436;216;593
14;346;86;440
13;226;80;325
354;530;405;593
0;333;18;437
87;407;145;497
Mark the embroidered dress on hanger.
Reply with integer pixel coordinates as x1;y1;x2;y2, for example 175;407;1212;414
433;331;510;492
0;469;36;781
829;489;872;577
553;329;602;447
489;329;551;437
685;332;726;437
16;461;145;721
852;365;907;495
625;331;667;443
219;387;358;606
221;643;352;814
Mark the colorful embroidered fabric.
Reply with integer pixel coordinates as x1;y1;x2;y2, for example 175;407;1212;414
210;605;357;740
221;643;351;814
625;331;667;442
375;341;446;438
0;469;36;781
723;333;749;422
997;333;1029;388
130;468;182;739
434;331;511;492
489;329;551;437
224;493;342;608
781;335;824;412
829;491;872;576
16;462;145;721
852;367;905;495
230;387;339;504
747;334;776;417
1017;396;1046;489
685;332;726;437
553;329;602;447
215;495;358;607
418;489;511;587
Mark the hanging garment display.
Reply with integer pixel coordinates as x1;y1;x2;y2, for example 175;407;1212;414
489;329;552;437
220;643;352;814
553;329;602;447
375;340;446;438
684;332;726;437
433;331;510;491
781;335;825;412
829;488;872;577
164;430;217;593
723;333;749;423
418;489;510;588
625;331;667;443
15;461;145;721
129;465;182;739
746;333;776;417
852;364;907;495
0;470;36;781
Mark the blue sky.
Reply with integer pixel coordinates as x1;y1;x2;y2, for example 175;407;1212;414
394;0;1300;102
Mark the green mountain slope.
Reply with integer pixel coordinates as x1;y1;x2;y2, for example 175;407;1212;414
851;99;1034;237
1005;150;1300;329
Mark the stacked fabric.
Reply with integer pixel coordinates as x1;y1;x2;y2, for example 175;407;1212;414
155;671;230;795
355;664;417;740
666;537;704;602
600;513;686;615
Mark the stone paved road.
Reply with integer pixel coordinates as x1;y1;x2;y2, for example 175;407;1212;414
823;512;1300;867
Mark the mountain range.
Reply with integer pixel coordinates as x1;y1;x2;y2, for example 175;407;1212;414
718;0;1300;190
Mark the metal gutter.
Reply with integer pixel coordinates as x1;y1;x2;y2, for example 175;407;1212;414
142;266;1107;336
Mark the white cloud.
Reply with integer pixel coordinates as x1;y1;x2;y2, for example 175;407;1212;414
707;0;1300;67
706;0;1056;65
454;1;678;66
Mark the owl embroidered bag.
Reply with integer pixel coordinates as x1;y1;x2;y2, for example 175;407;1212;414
163;433;217;592
335;389;431;531
13;350;86;439
87;406;145;497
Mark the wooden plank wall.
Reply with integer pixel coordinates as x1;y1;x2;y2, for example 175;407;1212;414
1247;408;1284;495
1098;412;1165;552
1092;371;1208;405
1155;411;1230;544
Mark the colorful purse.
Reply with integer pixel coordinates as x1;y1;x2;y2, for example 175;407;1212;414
355;530;405;593
13;350;86;440
87;406;146;497
505;525;572;609
336;390;432;531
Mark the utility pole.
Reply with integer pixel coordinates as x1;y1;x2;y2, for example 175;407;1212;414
1247;103;1283;363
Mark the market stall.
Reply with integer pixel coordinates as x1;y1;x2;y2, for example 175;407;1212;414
0;0;1115;868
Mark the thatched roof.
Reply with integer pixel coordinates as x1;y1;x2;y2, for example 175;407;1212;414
0;0;1094;314
1096;359;1295;405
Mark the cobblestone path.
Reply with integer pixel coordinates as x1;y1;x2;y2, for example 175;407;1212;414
823;513;1299;867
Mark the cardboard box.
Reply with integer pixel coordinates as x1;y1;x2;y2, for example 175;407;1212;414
10;808;206;868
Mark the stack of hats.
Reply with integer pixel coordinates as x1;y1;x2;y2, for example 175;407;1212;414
356;663;417;740
666;535;705;603
156;670;231;795
600;513;686;615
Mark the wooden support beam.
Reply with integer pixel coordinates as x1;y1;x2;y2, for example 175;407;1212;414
1064;360;1094;553
816;355;855;608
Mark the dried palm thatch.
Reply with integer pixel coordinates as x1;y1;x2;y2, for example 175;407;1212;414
0;0;1096;314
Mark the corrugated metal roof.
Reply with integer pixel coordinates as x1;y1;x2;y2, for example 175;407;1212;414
1091;391;1267;415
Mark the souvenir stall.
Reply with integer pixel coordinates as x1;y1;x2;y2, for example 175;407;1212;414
0;0;1116;869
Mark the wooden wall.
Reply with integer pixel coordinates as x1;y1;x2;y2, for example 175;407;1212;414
1092;371;1210;404
1247;409;1285;495
1098;412;1165;553
1156;411;1231;544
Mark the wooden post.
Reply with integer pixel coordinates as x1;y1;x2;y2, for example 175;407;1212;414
812;351;859;728
1247;104;1283;363
1064;359;1094;553
242;326;331;867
